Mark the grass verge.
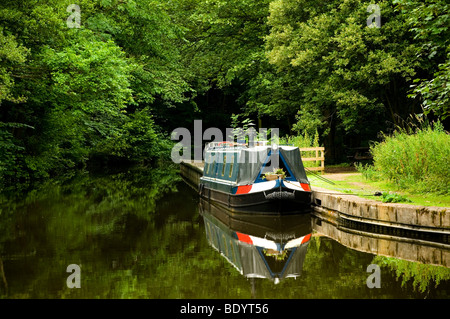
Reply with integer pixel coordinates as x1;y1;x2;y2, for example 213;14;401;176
308;172;450;207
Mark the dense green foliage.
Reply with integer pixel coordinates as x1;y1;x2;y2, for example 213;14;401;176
395;0;449;119
0;0;189;186
1;0;449;187
261;0;448;160
359;122;450;194
374;256;450;293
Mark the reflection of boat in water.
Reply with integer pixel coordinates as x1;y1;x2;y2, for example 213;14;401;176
199;199;312;283
199;142;312;213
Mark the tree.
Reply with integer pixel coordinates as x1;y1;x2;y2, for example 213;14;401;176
170;0;273;129
0;27;29;181
395;0;450;119
0;0;190;185
262;0;421;160
0;27;28;103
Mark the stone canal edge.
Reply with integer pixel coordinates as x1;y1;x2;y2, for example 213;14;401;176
313;187;449;234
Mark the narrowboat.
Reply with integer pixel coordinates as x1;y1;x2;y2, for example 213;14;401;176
199;141;312;213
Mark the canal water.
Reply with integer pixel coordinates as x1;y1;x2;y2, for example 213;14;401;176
0;167;449;299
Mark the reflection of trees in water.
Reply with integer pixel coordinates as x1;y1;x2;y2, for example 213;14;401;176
0;166;184;298
0;258;7;295
373;256;450;296
263;249;289;261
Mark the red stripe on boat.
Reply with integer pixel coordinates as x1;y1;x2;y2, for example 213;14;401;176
235;185;252;194
236;232;253;244
300;183;311;192
301;233;312;244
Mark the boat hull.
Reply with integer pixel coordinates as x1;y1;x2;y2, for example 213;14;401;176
199;184;312;214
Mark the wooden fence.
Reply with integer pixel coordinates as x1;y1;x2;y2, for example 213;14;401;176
300;147;325;172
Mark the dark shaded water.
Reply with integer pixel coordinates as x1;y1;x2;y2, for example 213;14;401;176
0;168;449;299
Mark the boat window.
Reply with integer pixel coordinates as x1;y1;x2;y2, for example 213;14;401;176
205;157;209;175
229;155;234;178
205;153;211;175
222;155;226;176
210;153;217;176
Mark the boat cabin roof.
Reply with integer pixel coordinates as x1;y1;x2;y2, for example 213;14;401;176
203;143;309;185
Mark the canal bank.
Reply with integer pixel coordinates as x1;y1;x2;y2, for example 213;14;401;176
180;161;450;236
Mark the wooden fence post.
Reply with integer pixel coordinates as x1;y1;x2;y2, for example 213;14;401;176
300;147;325;172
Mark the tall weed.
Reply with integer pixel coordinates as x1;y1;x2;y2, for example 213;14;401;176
369;122;449;194
279;130;321;167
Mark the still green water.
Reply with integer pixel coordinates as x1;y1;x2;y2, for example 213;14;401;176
0;167;449;299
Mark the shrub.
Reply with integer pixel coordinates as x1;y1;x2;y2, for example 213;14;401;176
369;122;449;194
